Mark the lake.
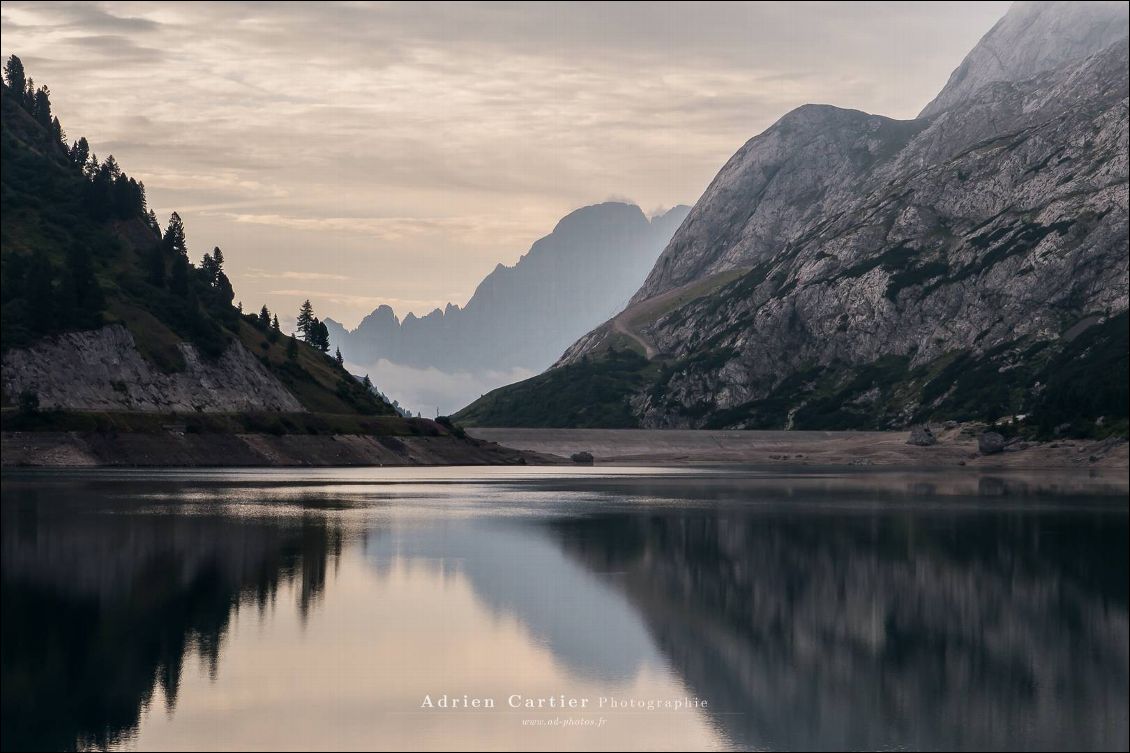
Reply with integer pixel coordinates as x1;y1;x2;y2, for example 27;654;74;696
1;466;1127;751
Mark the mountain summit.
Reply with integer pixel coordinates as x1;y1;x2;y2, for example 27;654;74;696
919;0;1129;117
328;201;688;412
456;2;1129;435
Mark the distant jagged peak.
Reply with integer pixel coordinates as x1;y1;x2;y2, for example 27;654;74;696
920;0;1129;118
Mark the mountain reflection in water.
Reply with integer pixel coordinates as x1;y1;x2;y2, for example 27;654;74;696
1;468;1126;751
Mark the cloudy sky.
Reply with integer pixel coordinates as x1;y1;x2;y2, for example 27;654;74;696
1;1;1009;327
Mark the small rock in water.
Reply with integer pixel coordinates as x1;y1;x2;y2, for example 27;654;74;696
942;420;959;430
978;432;1005;455
570;451;594;465
907;424;937;446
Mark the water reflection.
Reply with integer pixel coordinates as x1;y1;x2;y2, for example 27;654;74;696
551;509;1129;750
1;469;1126;751
1;481;345;751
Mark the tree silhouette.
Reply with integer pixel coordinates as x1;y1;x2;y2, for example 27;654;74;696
306;317;330;353
4;55;26;102
258;305;271;328
335;347;344;365
163;212;187;257
31;85;52;127
296;300;314;340
68;137;90;167
200;253;215;281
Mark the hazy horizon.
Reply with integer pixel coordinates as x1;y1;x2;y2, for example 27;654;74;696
1;1;1010;328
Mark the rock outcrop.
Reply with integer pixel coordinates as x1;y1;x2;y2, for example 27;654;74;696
1;325;303;412
907;425;937;446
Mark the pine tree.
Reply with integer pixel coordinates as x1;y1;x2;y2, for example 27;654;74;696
69;137;90;168
101;154;121;179
258;305;271;328
31;85;52;127
287;334;298;360
296;299;315;340
335;347;343;365
200;253;215;282
4;55;26;104
307;317;330;353
146;210;161;236
271;314;280;332
163;212;187;257
212;246;224;274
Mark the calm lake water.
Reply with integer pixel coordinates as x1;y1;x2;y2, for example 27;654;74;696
1;466;1127;752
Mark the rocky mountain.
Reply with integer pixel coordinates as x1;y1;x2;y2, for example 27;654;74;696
919;0;1130;118
325;202;688;411
456;2;1129;435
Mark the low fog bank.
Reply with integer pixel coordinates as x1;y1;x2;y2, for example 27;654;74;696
346;359;536;417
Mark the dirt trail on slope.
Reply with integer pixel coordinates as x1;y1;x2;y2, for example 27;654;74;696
606;267;751;359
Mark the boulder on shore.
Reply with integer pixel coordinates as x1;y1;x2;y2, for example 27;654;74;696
570;451;594;464
907;425;937;446
978;432;1005;455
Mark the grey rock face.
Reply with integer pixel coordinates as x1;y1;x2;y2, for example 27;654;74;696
632;107;927;302
978;432;1006;455
633;2;1128;306
908;425;937;446
552;11;1129;430
330;202;689;374
919;1;1129;117
1;325;303;413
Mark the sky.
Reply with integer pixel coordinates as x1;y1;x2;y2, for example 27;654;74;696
1;1;1010;328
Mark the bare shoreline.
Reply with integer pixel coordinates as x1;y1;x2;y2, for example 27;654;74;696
468;427;1130;471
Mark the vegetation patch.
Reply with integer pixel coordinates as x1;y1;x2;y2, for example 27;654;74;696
454;349;656;428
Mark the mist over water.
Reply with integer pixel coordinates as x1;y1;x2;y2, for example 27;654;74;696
2;467;1126;751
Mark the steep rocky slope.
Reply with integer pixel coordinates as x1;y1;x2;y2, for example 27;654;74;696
2;325;302;412
457;2;1129;435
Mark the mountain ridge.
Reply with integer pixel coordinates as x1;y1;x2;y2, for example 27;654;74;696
327;201;689;413
455;2;1129;436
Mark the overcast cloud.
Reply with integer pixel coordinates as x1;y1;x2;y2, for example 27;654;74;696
1;1;1009;327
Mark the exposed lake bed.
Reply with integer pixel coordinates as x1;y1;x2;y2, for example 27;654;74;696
470;427;1130;470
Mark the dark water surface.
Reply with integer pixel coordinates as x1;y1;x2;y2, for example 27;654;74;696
1;466;1127;751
